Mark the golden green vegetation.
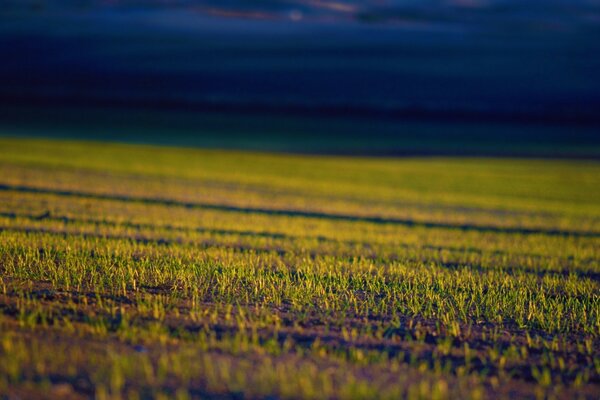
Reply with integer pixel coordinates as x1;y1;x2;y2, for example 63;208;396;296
0;137;599;399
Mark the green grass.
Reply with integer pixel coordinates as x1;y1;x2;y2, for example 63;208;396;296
0;137;598;399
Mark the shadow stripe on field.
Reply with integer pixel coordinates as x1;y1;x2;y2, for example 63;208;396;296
0;183;597;238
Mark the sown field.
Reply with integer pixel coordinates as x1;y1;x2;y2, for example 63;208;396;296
0;137;599;399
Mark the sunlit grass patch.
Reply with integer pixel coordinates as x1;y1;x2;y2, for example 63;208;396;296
0;137;598;398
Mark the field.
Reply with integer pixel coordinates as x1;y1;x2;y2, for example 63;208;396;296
0;137;598;399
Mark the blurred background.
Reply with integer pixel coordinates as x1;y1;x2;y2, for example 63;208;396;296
1;0;599;157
